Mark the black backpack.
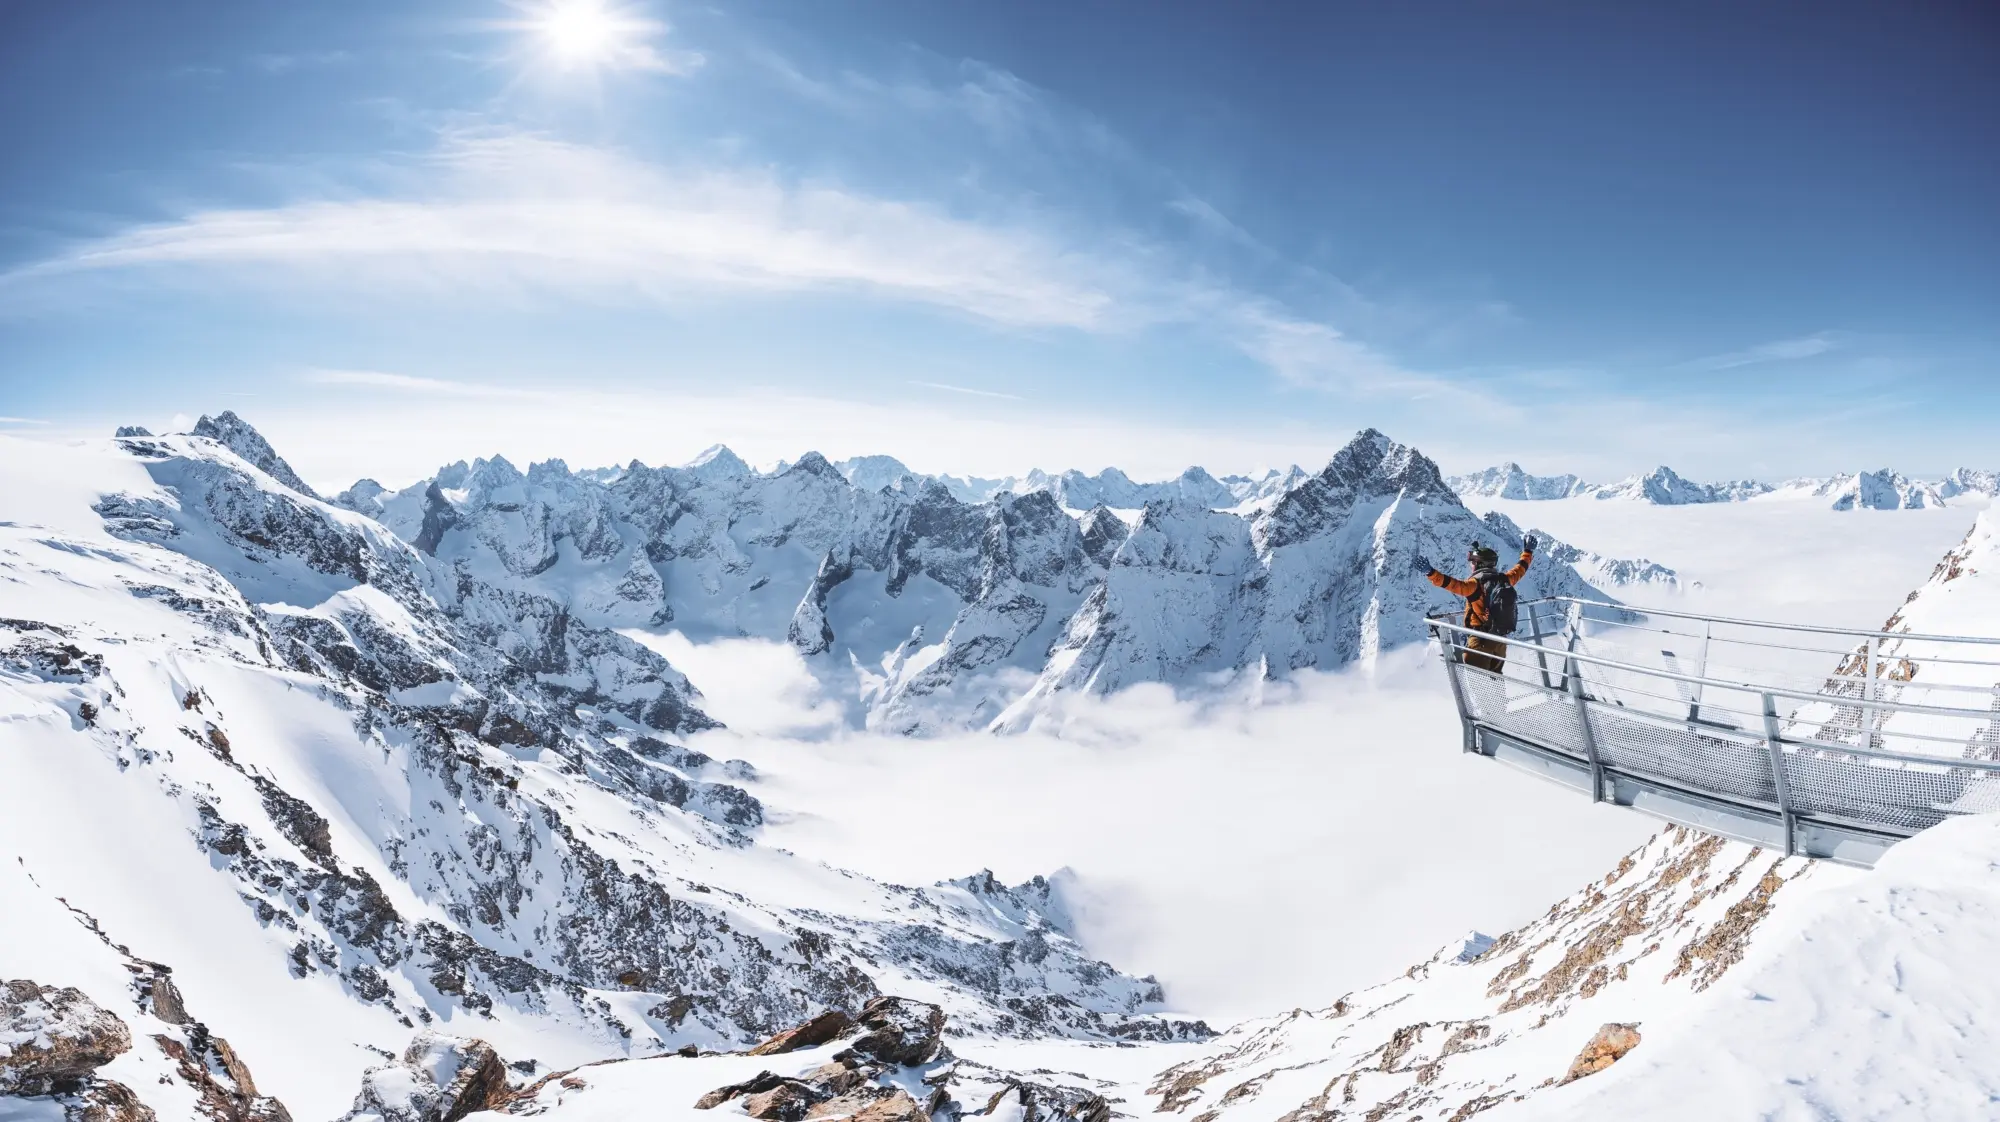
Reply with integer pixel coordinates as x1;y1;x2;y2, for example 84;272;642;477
1476;572;1519;635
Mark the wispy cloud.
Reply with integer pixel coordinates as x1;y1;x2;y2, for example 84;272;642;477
0;417;49;425
12;117;1437;397
909;380;1022;401
1687;332;1840;371
249;50;354;75
303;368;555;399
23;131;1122;330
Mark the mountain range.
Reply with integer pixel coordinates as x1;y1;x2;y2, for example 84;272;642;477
325;422;1605;735
4;413;1997;1121
0;423;1207;1118
1448;462;2000;510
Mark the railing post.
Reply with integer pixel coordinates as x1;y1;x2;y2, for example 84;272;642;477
1865;637;1880;748
1432;622;1478;754
1688;618;1712;723
1761;692;1796;857
1560;600;1584;693
1527;602;1556;691
1568;661;1605;803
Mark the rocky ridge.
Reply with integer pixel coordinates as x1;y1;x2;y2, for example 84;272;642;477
1145;828;1818;1122
500;993;1127;1122
1479;513;1684;591
337;428;1607;735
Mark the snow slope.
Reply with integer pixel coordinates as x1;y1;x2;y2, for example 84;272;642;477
0;428;1196;1119
445;814;2000;1121
1516;813;2000;1120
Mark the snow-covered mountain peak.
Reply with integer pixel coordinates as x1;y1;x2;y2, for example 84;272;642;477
1255;428;1457;551
1077;504;1131;567
837;454;921;494
684;443;752;480
784;451;846;480
1448;461;1586;500
1115;497;1255;574
187;410;321;499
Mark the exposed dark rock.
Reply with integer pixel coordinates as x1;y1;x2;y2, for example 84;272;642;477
695;1070;790;1109
193;412;320;499
336;1031;510;1122
749;1009;855;1056
1559;1022;1641;1085
839;997;945;1067
742;1081;831;1121
59;1077;158;1122
0;980;132;1094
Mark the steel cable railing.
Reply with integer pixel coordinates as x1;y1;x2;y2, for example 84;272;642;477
1426;597;2000;865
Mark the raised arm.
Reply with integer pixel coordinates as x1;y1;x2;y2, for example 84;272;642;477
1428;569;1481;597
1504;537;1537;585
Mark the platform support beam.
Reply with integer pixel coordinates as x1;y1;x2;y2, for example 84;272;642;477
1761;691;1796;857
1569;663;1606;803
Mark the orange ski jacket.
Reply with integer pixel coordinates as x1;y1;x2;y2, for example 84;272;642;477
1430;550;1533;631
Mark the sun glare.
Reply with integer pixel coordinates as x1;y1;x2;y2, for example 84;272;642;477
518;0;668;73
542;2;617;63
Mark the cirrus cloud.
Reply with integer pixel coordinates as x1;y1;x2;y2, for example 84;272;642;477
9;128;1426;394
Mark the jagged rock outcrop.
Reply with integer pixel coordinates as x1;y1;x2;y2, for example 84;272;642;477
193;410;320;499
658;998;1093;1122
337;1031;509;1122
0;980;133;1094
0;978;217;1122
1559;1022;1642;1084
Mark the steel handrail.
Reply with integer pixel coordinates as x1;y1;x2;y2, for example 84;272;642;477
1426;617;1998;723
1486;666;2000;769
1531;595;2000;650
1576;616;2000;672
1430;602;2000;865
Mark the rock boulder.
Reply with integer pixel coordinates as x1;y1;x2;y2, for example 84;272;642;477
1559;1022;1642;1084
337;1030;510;1122
0;980;133;1095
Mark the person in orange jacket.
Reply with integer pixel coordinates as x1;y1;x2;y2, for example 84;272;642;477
1414;538;1536;673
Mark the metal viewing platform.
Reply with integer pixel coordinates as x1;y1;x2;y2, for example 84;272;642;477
1427;598;2000;866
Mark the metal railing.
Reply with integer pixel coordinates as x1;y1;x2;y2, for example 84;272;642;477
1427;597;2000;866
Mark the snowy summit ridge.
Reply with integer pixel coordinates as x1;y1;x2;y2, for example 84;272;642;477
1450;460;1999;509
326;425;1605;734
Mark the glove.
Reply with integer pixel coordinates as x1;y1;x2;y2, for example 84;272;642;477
1411;555;1436;577
1522;536;1538;555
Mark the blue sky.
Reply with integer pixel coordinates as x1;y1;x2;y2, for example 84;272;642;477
1;0;1994;488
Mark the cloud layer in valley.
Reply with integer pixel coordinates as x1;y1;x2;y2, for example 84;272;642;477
633;633;1656;1022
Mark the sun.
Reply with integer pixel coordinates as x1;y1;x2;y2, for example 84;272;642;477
540;2;618;65
517;0;667;72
